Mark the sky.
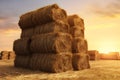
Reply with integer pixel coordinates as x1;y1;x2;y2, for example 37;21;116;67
0;0;120;53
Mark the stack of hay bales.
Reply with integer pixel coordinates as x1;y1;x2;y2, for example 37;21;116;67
67;15;90;70
13;4;73;73
13;4;90;73
0;51;15;60
88;50;100;60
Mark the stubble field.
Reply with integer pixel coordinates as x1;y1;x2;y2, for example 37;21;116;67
0;60;120;80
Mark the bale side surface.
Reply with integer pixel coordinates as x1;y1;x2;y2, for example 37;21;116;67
21;28;34;38
72;37;87;53
72;53;90;70
30;53;73;73
13;38;31;55
19;4;67;29
67;15;84;29
30;32;72;53
14;55;31;68
34;20;70;35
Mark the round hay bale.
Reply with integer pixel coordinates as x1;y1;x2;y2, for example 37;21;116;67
13;38;31;55
30;32;72;53
29;53;73;73
72;53;90;70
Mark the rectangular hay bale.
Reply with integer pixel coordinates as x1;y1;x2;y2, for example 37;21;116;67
19;4;67;29
13;38;31;55
14;55;31;68
29;53;73;73
30;32;72;53
21;28;34;38
70;26;84;38
72;37;88;53
0;51;9;60
34;20;70;35
88;50;100;60
72;53;90;70
67;15;84;29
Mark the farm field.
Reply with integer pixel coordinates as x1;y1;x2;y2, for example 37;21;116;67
0;60;120;80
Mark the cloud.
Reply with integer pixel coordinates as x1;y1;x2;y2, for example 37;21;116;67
90;0;120;18
0;17;19;31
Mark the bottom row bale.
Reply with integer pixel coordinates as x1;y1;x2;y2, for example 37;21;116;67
29;53;73;73
14;55;31;68
72;53;90;70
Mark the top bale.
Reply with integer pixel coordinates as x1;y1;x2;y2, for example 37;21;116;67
67;15;84;29
19;4;67;30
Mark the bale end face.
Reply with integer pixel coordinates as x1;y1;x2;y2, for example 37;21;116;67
72;53;90;70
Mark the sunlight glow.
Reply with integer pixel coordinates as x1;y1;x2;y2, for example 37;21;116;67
98;41;118;54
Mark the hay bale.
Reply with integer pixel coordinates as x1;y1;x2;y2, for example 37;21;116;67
88;50;100;60
72;53;90;70
21;28;34;38
34;20;70;35
0;51;9;60
29;53;73;73
9;51;16;59
14;55;31;68
72;37;87;53
30;32;72;53
67;15;84;29
13;38;31;55
19;4;67;29
70;26;84;38
100;52;119;60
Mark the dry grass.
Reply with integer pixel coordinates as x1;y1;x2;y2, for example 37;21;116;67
0;60;120;80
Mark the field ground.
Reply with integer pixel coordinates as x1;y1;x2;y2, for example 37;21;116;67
0;60;120;80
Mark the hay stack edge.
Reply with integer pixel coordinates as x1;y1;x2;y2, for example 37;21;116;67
13;4;90;73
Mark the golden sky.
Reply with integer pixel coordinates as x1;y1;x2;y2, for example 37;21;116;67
0;0;120;53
